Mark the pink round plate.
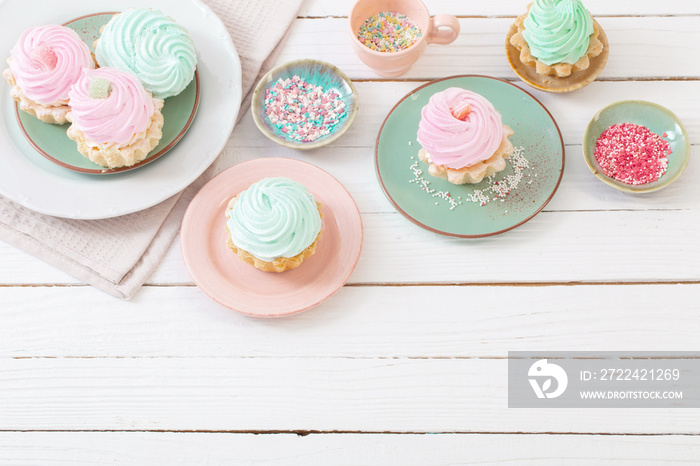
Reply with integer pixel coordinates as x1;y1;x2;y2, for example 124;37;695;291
181;158;363;317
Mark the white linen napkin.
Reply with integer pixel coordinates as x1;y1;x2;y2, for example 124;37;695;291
0;0;304;299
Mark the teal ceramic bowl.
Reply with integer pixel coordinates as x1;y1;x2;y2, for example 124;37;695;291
582;100;690;193
251;59;358;150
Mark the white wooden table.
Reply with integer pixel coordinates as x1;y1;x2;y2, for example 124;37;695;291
1;1;699;463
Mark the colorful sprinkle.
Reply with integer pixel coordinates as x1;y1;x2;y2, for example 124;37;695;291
594;123;671;185
264;75;346;143
408;146;532;211
358;11;422;53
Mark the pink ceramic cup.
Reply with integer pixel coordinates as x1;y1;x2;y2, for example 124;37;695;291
349;0;460;77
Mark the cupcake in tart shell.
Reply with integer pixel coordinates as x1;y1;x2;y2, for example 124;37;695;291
94;7;197;100
416;87;514;185
66;67;164;169
509;0;603;78
225;177;323;273
3;24;95;124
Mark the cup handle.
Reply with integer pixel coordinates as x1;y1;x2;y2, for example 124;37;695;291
427;15;460;45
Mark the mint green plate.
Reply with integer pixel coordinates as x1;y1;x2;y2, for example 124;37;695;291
582;100;690;194
15;12;200;174
375;75;564;238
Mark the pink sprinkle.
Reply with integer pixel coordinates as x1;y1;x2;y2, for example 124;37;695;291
594;123;671;185
30;43;58;72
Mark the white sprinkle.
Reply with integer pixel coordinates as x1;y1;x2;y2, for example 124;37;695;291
408;146;533;213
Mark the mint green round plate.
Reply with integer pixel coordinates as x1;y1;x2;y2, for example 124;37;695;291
15;12;200;175
582;100;690;194
375;75;564;238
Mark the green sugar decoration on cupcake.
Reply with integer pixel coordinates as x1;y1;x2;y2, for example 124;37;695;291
88;77;111;99
358;11;422;52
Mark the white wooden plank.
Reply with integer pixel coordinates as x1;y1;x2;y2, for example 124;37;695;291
300;0;700;17
2;196;698;286
0;245;81;284
355;210;700;282
151;206;700;284
1;432;700;465
0;284;698;358
1;357;699;433
277;17;700;80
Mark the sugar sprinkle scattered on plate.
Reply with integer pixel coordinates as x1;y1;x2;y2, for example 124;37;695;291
409;146;532;211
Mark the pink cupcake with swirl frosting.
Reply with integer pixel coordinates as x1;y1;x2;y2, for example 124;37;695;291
3;25;95;124
416;88;514;184
66;67;164;169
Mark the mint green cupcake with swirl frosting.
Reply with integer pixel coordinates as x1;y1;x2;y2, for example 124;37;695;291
225;177;323;273
95;8;197;99
509;0;603;77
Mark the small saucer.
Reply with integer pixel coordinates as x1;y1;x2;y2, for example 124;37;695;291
505;19;609;93
251;59;358;150
181;158;363;317
582;100;690;194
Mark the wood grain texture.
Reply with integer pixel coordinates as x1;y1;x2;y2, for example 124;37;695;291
1;3;698;461
148;208;700;285
300;0;700;17
0;285;698;358
1;204;697;286
1;357;700;433
1;432;700;465
278;17;700;80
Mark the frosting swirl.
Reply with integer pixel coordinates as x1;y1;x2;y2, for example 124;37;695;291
416;88;504;169
68;67;155;146
95;8;197;99
522;0;594;66
9;25;94;105
226;178;322;262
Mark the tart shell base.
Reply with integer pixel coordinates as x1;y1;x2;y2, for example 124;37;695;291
225;198;324;273
505;19;609;93
3;64;71;125
65;98;164;169
418;124;514;185
509;9;603;78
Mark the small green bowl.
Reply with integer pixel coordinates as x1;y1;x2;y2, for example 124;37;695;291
251;59;358;150
582;100;690;193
